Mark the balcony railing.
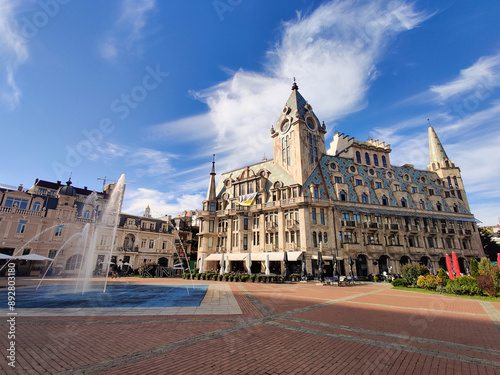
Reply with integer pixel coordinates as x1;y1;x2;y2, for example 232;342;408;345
385;224;399;231
363;222;378;230
406;225;419;232
342;220;356;227
425;226;438;234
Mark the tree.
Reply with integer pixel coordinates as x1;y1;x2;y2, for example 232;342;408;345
479;227;500;261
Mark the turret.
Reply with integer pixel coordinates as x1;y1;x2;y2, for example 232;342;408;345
272;80;326;185
427;124;470;211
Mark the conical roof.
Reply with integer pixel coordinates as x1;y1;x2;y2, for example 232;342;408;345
206;155;217;201
275;81;321;129
428;126;451;167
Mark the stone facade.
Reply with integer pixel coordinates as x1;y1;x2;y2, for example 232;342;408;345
0;179;193;276
197;82;483;278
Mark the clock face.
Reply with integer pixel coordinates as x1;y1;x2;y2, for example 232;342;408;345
281;121;291;133
307;118;315;130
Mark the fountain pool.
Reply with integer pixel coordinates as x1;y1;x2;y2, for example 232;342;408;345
0;284;208;309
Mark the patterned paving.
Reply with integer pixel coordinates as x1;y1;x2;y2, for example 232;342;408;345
0;278;499;374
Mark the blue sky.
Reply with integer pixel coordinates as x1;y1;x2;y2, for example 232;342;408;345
1;0;500;225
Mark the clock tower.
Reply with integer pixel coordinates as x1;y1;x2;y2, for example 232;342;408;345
271;80;326;185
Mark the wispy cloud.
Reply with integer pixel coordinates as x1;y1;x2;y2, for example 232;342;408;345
122;187;202;217
0;0;28;109
152;0;430;175
99;0;155;61
430;54;500;101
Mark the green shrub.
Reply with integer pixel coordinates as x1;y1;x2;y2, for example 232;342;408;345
417;274;438;290
391;278;408;287
402;263;429;286
478;257;493;276
445;276;482;296
250;275;256;282
470;259;479;277
195;273;201;280
437;268;449;285
240;275;248;282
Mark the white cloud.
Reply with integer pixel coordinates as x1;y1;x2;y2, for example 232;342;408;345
0;0;28;109
152;0;430;175
122;187;203;216
129;148;176;177
430;54;500;101
99;0;155;61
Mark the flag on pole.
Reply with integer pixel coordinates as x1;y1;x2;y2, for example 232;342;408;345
238;193;258;206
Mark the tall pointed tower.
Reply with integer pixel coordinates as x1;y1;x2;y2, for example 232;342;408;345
271;80;326;185
203;154;217;212
427;125;470;211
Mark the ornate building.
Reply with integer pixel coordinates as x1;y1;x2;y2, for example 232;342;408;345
197;82;483;277
0;179;192;276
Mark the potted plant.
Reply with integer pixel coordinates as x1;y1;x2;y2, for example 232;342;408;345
250;275;256;283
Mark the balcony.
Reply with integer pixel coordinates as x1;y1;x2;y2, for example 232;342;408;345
447;228;456;235
408;246;425;255
406;225;419;233
265;222;277;232
365;244;384;254
464;229;472;237
342;220;356;228
363;222;379;231
385;224;399;231
342;242;361;252
428;248;442;256
425;226;438;235
387;245;404;256
286;219;299;230
117;246;138;252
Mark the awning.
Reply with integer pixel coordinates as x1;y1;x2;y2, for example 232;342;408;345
205;251;303;262
250;251;303;262
311;255;333;260
204;253;248;261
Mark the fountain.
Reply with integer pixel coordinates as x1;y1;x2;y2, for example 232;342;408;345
2;173;209;310
35;174;126;294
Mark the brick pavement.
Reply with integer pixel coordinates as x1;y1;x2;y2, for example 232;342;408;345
0;278;499;374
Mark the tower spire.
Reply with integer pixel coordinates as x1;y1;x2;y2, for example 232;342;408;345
206;154;217;201
428;121;452;169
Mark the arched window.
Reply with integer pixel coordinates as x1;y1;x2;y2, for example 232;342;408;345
318;232;323;243
83;210;91;219
312;231;318;247
436;202;442;211
382;155;387;168
432;163;436;170
453;176;459;188
361;193;368;204
401;198;407;208
373;154;379;166
340;190;347;201
381;195;388;206
32;202;41;211
324;232;328;243
445;160;450;167
447;177;452;189
420;199;425;210
356;151;361;164
65;254;82;271
453;204;458;213
365;152;371;165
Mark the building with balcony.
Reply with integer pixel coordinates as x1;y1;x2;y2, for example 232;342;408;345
197;81;483;278
0;179;188;276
